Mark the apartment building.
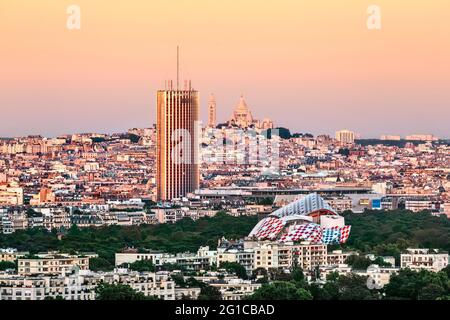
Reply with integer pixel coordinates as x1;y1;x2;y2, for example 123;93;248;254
188;273;261;300
0;248;29;263
17;253;97;276
250;242;327;271
175;287;201;300
210;279;261;301
358;264;399;289
0;184;23;206
115;246;216;271
400;248;448;272
154;208;184;224
327;250;356;266
324;197;353;214
405;199;433;212
217;248;255;274
0;270;175;300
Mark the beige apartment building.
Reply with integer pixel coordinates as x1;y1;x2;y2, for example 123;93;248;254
0;249;29;263
17;253;97;276
0;184;23;206
327;250;356;266
249;242;327;271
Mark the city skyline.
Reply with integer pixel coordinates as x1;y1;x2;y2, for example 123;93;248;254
1;1;450;138
1;0;450;306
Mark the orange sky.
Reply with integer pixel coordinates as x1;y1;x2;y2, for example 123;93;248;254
1;1;449;137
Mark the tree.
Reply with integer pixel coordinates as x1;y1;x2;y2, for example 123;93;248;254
384;269;421;300
89;257;114;272
120;133;141;143
256;277;269;284
197;285;222;300
258;198;274;206
91;137;106;143
252;267;268;279
345;255;372;270
419;284;446;300
0;213;258;262
384;269;449;300
95;283;154;300
308;272;341;300
44;296;65;300
26;208;42;218
263;127;291;140
296;288;314;300
443;265;450;278
185;277;204;288
0;261;16;271
342;210;450;256
291;267;305;282
275;127;292;139
127;259;156;272
249;282;313;300
171;274;186;287
219;262;248;279
337;274;377;300
338;148;350;156
268;268;292;281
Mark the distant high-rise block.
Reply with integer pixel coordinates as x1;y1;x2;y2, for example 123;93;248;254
208;94;216;128
156;82;199;201
335;130;355;144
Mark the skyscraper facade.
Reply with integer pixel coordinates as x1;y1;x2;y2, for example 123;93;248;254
208;94;216;128
156;82;199;201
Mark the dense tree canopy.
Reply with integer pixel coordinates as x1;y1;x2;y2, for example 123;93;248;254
197;285;222;300
0;261;16;271
345;255;392;270
343;210;450;260
95;283;158;300
0;212;257;263
89;257;114;272
249;281;313;300
1;209;449;277
125;259;156;272
219;262;248;279
384;268;450;300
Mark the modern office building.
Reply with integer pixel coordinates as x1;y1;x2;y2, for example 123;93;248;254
156;81;200;201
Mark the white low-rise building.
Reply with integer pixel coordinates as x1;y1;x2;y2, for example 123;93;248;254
0;269;175;300
115;246;216;271
356;264;399;289
17;252;98;276
400;248;448;272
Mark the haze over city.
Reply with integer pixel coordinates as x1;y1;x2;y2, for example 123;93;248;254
2;0;450;308
1;0;449;138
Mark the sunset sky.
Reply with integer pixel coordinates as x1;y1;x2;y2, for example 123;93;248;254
1;1;449;138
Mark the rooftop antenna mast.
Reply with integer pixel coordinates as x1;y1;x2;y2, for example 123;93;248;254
177;45;180;90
